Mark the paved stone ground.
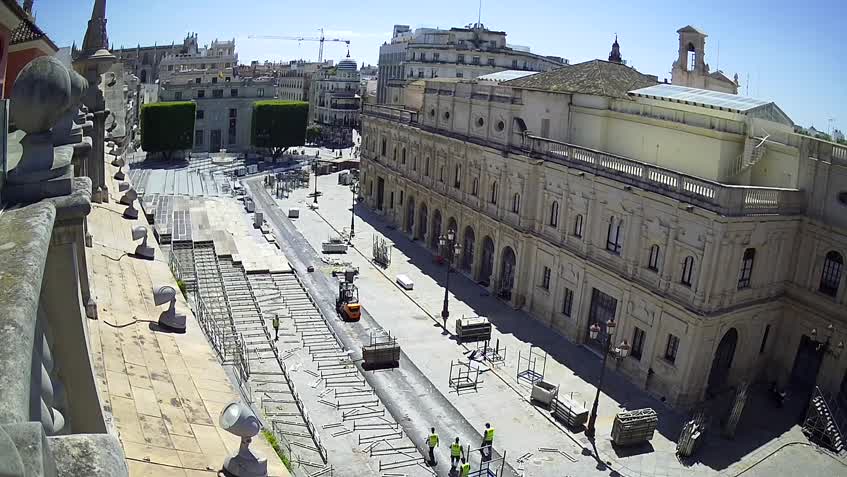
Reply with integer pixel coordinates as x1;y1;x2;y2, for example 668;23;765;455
83;159;290;477
253;170;847;477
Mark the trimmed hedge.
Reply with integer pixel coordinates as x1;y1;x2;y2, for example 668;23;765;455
140;102;195;158
251;101;309;155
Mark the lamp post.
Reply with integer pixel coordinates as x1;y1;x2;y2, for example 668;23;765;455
438;229;461;332
350;180;360;240
585;319;630;438
810;324;844;356
312;160;319;205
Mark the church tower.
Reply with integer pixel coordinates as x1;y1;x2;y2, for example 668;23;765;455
608;35;623;64
670;25;738;94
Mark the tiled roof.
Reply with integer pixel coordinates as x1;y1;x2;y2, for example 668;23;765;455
9;16;57;50
503;59;658;99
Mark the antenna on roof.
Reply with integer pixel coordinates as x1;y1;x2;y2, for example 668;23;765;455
477;0;482;27
716;40;720;71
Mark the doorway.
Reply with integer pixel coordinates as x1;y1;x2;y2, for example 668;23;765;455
789;335;823;392
587;288;617;351
376;177;385;211
498;246;516;300
707;328;738;397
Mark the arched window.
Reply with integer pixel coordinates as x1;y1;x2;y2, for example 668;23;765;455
681;255;695;286
549;201;559;227
573;214;583;238
511;193;520;213
439;165;445;182
490;181;498;204
648;245;660;271
738;248;756;289
820;251;844;297
471;178;479;196
454;164;462;188
606;217;623;254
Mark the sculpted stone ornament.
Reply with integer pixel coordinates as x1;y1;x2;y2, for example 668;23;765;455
53;70;89;147
7;57;74;187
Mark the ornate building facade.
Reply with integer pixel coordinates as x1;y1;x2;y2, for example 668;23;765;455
309;54;361;147
359;60;847;409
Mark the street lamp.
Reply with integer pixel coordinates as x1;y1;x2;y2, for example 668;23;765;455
312;160;319;205
350;180;360;240
810;324;844;357
438;229;462;332
585;319;630;438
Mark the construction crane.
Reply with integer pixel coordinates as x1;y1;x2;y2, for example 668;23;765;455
247;28;350;63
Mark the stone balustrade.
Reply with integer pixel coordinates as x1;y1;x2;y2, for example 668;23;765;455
0;56;127;477
362;103;808;217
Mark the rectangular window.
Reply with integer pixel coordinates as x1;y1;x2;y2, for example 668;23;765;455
174;91;182;100
487;57;495;66
665;334;680;363
168;65;174;71
258;88;264;97
472;56;480;65
196;110;204;119
457;54;465;64
738;248;755;289
573;215;584;238
197;89;205;98
632;327;645;360
229;118;237;129
420;52;426;61
230;88;238;97
212;77;218;84
418;69;424;78
606;219;623;254
541;267;551;290
433;52;440;61
399;190;404;205
489;40;497;48
561;288;574;316
229;108;237;118
390;191;394;209
648;245;660;271
456;71;464;78
213;89;223;98
512;59;518;69
195;77;201;84
195;129;203;146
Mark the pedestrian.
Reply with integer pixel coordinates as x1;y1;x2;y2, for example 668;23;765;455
427;427;439;465
450;437;463;470
459;457;471;477
480;422;494;460
272;314;280;341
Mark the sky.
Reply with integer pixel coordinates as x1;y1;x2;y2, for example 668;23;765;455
37;0;845;130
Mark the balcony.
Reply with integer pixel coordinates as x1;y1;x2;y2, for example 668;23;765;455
362;104;807;217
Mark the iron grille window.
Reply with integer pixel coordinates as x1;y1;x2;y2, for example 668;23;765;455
665;334;680;363
648;245;660;271
541;266;551;290
738;248;756;289
606;218;623;254
561;288;573;316
632;327;645;360
681;256;695;286
820;251;843;297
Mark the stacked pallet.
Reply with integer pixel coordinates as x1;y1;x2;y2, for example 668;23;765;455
455;317;491;343
551;395;588;428
611;408;658;446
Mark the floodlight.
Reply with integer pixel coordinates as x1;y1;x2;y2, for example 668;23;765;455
220;401;267;477
131;226;154;260
152;285;186;332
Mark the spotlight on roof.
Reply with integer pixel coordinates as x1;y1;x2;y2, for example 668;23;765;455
131;225;154;260
152;285;186;332
219;401;268;477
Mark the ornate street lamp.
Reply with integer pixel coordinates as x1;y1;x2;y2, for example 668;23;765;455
312;160;319;205
349;180;360;240
810;324;844;357
438;229;462;332
585;318;629;438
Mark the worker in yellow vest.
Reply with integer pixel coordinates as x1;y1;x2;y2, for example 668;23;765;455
427;427;439;465
450;437;464;470
272;315;280;341
481;422;495;460
459;457;471;477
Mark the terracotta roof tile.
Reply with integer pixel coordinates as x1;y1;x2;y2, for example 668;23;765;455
503;59;658;99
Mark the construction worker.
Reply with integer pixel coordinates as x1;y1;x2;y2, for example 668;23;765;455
450;437;464;470
427;427;439;465
272;314;280;341
459;457;471;477
481;422;495;460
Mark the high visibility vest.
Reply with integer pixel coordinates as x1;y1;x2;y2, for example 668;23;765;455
460;462;471;476
428;434;439;447
484;428;495;442
272;316;279;329
450;443;462;456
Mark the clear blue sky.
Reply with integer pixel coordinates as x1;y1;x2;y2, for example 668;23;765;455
38;0;845;130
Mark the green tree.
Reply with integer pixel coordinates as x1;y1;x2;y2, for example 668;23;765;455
251;100;309;159
306;125;322;144
140;102;195;160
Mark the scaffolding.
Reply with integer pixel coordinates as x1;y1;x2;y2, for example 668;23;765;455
516;345;547;385
449;360;481;394
372;235;392;267
475;338;507;367
803;386;846;453
361;331;401;369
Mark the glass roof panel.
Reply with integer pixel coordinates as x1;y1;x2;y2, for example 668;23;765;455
628;84;771;113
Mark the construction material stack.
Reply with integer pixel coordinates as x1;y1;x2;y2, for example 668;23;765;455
611;408;658;446
455;317;491;343
551;395;588;428
362;332;401;369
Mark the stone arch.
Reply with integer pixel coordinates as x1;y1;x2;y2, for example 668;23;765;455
140;68;148;83
480;236;495;286
498;246;517;300
430;209;442;250
447;216;458;235
462;225;475;273
405;196;415;234
417;203;428;241
707;328;738;397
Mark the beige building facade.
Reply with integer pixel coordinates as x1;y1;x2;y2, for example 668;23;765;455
359;61;847;409
309;55;361;147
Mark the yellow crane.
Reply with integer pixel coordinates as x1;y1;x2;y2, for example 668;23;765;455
247;28;350;63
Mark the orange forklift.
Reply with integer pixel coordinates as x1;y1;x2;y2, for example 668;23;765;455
333;267;361;321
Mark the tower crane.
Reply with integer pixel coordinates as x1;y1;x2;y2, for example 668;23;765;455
247;28;350;63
